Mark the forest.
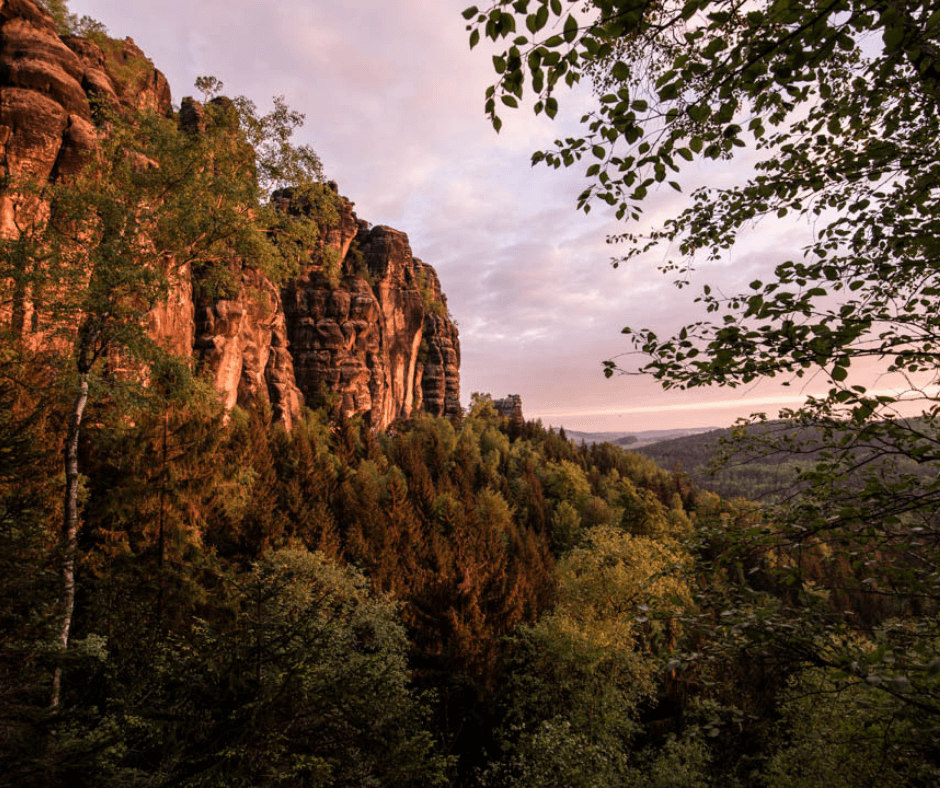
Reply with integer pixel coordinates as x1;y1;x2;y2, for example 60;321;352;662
6;378;936;787
2;0;940;785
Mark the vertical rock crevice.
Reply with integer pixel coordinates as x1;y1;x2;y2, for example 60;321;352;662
282;203;461;430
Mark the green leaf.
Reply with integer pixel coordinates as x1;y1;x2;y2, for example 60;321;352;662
658;83;679;101
883;24;904;53
563;14;578;43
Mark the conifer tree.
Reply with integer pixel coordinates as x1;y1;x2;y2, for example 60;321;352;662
81;358;229;645
272;413;341;556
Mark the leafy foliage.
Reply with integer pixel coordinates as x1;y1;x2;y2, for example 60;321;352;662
2;47;335;708
10;1;940;779
465;0;940;430
468;0;940;780
482;524;694;787
166;550;448;787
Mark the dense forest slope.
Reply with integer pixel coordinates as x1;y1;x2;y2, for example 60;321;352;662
0;381;706;785
636;423;807;501
0;0;459;430
637;419;940;504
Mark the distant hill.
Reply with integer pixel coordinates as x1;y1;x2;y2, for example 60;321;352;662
557;425;799;500
558;421;831;501
632;424;802;501
632;419;935;502
560;426;721;448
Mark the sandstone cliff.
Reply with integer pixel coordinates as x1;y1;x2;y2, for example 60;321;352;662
494;394;524;428
0;0;460;430
284;209;461;427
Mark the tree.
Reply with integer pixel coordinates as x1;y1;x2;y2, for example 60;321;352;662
480;525;697;787
466;0;940;401
763;664;940;787
467;0;940;763
466;0;940;411
162;549;449;788
0;351;63;772
80;357;232;643
2;79;331;708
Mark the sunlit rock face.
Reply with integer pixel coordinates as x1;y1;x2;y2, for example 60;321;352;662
1;0;180;350
194;265;305;427
1;0;99;234
412;261;461;419
0;0;172;189
283;206;461;430
1;0;460;430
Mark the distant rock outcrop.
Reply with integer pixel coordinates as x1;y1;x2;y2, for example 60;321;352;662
494;394;524;427
1;0;460;430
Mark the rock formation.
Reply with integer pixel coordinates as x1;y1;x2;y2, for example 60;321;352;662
0;0;460;430
283;211;460;428
494;394;524;428
0;0;172;230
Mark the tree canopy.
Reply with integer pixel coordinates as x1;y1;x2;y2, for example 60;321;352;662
467;0;940;762
2;66;333;707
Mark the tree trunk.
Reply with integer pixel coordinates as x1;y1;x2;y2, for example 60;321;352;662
50;372;89;710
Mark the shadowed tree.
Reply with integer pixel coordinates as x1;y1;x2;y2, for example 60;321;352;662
468;0;940;750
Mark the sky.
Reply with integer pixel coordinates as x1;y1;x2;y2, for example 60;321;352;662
68;0;869;433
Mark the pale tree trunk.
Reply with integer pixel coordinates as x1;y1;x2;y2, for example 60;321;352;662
50;373;89;710
50;322;101;711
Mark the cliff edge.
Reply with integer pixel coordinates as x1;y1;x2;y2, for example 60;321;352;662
0;0;460;430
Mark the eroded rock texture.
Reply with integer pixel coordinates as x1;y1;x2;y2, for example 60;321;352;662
414;260;461;419
1;0;460;430
284;206;461;429
194;266;304;426
494;394;524;428
1;0;180;347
